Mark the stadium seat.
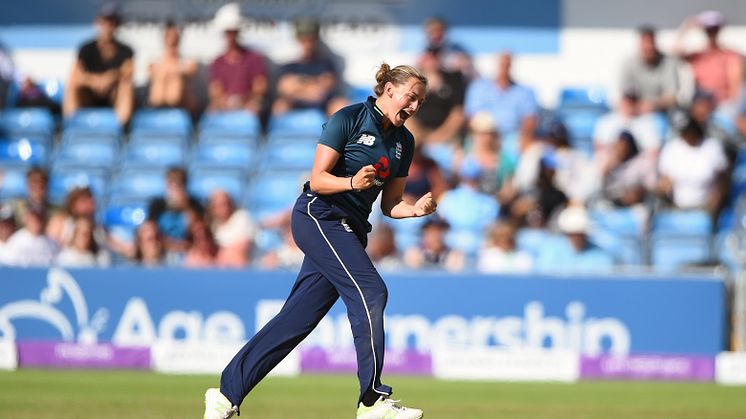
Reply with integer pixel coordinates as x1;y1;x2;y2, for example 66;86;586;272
0;137;50;166
64;108;121;137
49;166;108;205
557;108;603;155
131;108;192;137
516;228;553;259
267;109;325;139
422;143;457;175
109;167;167;201
199;110;260;139
123;140;187;168
0;165;29;199
190;140;255;171
445;228;484;257
259;139;316;171
387;215;430;251
187;167;246;203
103;199;148;245
650;210;714;271
54;137;119;169
558;87;608;110
0;107;55;140
245;170;305;222
347;85;372;104
589;208;644;265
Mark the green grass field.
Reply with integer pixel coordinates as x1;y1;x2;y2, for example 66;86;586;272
1;370;745;419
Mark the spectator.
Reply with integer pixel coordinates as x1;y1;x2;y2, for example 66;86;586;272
422;16;474;79
404;217;464;271
63;2;134;124
132;220;166;267
464;52;538;140
184;220;218;268
546;121;598;204
46;186;98;245
403;145;449;202
455;112;516;195
260;221;303;270
593;89;662;168
0;203;17;265
621;25;682;114
367;223;403;271
208;189;255;268
147;167;203;254
658;117;729;215
406;48;466;145
272;19;346;116
208;3;268;113
3;208;58;267
600;130;658;208
477;222;533;273
437;158;500;232
15;75;61;114
56;217;110;268
502;152;568;228
11;167;56;226
673;11;744;115
688;89;738;164
536;205;614;273
147;21;198;113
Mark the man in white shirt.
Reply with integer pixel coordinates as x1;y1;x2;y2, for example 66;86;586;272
3;208;58;267
658;117;729;214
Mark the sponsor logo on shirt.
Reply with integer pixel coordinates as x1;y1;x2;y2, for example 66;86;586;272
395;142;402;159
357;134;376;146
373;156;390;186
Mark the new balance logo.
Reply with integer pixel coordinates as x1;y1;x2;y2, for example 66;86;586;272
357;134;376;146
340;218;353;233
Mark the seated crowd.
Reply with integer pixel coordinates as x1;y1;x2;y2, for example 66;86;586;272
0;5;745;274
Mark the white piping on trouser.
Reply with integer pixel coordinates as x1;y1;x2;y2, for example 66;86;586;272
307;197;386;396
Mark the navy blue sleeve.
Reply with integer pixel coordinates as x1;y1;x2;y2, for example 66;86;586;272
318;109;351;153
397;131;415;177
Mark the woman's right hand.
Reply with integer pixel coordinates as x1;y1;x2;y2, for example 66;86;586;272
352;165;377;191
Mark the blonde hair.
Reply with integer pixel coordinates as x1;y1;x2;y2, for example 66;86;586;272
373;63;428;97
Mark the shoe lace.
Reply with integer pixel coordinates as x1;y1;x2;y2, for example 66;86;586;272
381;397;406;411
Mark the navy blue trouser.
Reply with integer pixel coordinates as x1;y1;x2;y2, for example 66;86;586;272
220;190;392;410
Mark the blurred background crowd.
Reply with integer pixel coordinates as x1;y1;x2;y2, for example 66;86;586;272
0;2;745;276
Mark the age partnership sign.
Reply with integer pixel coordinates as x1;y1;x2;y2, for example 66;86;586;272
0;268;725;358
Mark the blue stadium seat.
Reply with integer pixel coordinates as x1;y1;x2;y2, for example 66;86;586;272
54;137;119;169
64;108;121;137
41;79;64;106
109;168;167;201
131;108;192;137
422;143;457;175
0;165;29;199
245;171;305;222
0;107;55;139
557;109;603;155
267;109;325;139
446;229;484;256
199;111;260;139
0;137;50;166
348;85;372;104
188;167;246;203
589;208;644;265
49;166;108;205
103;199;148;245
650;210;713;271
123;140;187;168
191;140;255;170
259;139;316;171
387;215;430;251
558;87;608;110
516;228;553;258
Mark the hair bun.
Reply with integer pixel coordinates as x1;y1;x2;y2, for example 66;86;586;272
375;63;391;84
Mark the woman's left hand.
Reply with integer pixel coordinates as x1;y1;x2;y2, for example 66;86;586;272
413;192;437;217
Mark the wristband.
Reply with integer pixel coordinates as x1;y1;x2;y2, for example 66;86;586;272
350;176;355;192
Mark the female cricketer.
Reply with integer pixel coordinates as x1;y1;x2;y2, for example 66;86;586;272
204;63;435;419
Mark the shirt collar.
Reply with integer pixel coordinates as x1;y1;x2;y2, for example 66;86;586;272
364;96;384;125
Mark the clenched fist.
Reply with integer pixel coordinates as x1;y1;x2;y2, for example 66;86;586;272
351;165;377;191
413;192;437;217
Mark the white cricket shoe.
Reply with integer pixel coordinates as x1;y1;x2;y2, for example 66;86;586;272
203;388;238;419
356;396;423;419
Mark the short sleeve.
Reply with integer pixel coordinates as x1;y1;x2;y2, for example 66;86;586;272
77;42;95;67
318;110;351;153
397;131;415;177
